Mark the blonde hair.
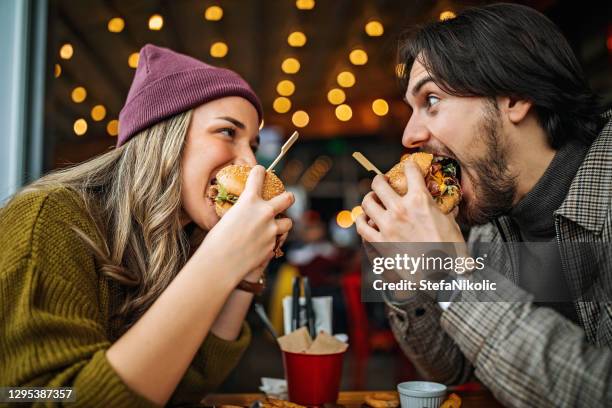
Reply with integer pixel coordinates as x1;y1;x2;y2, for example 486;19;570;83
21;110;193;330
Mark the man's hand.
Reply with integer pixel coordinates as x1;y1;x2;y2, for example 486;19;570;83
356;160;465;244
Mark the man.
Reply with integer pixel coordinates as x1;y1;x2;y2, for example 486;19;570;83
356;3;612;407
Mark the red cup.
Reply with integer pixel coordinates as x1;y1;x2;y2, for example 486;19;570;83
282;350;345;405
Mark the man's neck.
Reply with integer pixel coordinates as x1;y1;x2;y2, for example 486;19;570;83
506;120;557;205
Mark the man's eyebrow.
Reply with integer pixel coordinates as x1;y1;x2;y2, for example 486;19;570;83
215;116;245;129
410;76;433;96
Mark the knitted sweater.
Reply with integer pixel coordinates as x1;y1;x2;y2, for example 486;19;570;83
0;187;251;407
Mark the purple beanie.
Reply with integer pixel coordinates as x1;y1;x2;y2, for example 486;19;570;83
117;44;263;147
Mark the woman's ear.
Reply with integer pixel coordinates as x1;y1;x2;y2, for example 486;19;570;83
497;96;533;125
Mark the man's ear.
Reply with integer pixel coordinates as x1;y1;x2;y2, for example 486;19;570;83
497;96;533;124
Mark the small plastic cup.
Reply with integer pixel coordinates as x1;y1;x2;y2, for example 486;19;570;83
282;350;345;405
397;381;447;408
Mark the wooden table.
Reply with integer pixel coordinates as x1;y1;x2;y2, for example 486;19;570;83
203;390;505;407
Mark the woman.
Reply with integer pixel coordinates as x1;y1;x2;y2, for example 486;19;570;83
0;44;294;406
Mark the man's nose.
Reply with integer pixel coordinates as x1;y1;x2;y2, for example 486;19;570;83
402;115;430;148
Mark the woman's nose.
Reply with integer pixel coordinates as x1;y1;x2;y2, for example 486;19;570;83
234;146;257;167
402;115;430;149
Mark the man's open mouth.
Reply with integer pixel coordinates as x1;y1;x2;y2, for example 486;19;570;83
429;155;462;199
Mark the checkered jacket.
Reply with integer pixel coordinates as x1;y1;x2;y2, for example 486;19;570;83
385;110;612;408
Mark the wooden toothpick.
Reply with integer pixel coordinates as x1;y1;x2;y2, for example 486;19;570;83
352;151;383;175
267;131;299;171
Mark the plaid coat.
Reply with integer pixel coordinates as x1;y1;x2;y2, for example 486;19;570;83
385;110;612;408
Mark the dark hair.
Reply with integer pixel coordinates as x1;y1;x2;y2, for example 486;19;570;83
398;3;602;148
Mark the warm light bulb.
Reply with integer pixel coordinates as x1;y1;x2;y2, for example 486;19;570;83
108;17;125;33
292;110;309;128
295;0;315;10
71;87;87;103
204;6;223;21
336;210;354;228
337;71;355;88
91;105;107;122
107;120;119;136
210;42;228;58
335;104;353;121
372;99;389;116
288;31;307;47
273;97;292;114
327;88;346;105
365;20;384;37
54;64;61;78
349;49;368;66
148;14;164;30
60;43;73;60
277;80;295;96
74;119;88;136
281;58;300;74
128;52;140;68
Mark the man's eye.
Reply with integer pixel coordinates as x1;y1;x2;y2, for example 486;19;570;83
219;128;236;137
426;95;440;108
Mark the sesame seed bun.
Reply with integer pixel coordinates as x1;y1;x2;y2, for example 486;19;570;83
208;165;286;217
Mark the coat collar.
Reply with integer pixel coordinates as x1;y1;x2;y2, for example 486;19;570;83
555;110;612;234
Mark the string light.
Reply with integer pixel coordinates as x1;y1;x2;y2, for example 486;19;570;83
276;80;295;96
336;210;353;228
210;42;228;58
128;52;140;68
91;105;107;122
372;99;389;116
107;17;125;33
292;110;309;128
281;58;300;74
365;20;384;37
73;119;87;136
349;49;368;65
54;64;61;78
337;71;355;88
107;120;119;136
288;32;307;47
59;44;73;60
295;0;315;10
273;97;292;114
327;88;346;105
71;87;87;103
335;104;352;121
148;14;164;30
204;6;223;21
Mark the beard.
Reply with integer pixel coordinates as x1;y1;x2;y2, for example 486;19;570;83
457;101;517;226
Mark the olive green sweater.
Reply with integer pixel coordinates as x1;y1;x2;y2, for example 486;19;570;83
0;187;251;407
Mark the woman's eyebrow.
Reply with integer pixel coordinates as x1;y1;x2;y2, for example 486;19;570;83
215;116;245;129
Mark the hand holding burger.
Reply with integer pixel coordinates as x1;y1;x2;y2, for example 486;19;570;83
356;152;465;244
207;164;288;257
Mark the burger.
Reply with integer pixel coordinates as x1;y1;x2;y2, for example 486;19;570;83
386;152;462;214
207;165;286;257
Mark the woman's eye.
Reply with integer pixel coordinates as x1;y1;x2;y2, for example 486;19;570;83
219;128;236;137
426;95;440;108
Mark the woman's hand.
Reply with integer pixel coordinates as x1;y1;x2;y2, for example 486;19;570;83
197;166;294;285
